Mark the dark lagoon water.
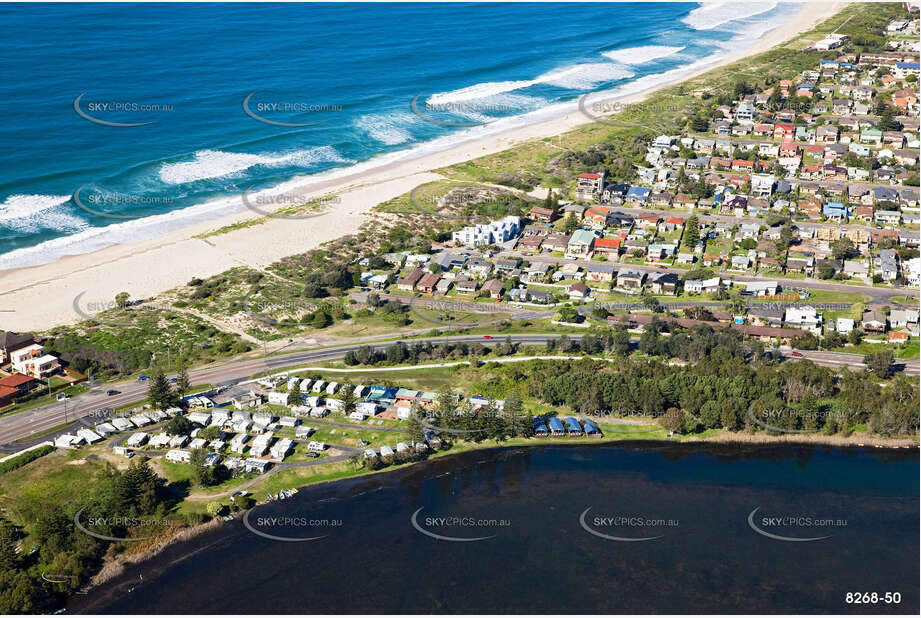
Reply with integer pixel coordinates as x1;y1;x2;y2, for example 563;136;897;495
76;443;919;614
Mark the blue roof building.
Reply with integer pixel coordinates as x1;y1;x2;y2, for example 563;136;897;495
563;417;583;436
582;419;602;437
547;416;565;436
626;186;651;203
532;417;549;436
823;202;847;219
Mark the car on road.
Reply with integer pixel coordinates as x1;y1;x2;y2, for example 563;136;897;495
169;377;178;383
657;265;667;269
790;351;803;357
482;335;493;340
137;375;149;381
106;389;120;396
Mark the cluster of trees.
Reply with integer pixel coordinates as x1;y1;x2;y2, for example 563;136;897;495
790;328;863;352
343;338;513;366
535;327;917;437
418;391;534;443
0;460;171;613
147;367;190;410
47;321;250;381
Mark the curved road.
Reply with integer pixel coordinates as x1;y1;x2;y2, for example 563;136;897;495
1;333;916;446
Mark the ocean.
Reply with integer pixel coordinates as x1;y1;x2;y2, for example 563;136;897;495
74;443;919;614
0;2;795;270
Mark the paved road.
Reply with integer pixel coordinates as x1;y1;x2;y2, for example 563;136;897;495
606;204;920;240
1;333;915;447
511;252;915;305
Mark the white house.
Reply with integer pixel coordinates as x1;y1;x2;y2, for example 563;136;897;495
76;428;103;444
270;438;293;460
10;344;60;379
165;449;191;463
268;391;290;406
111;417;136;432
836;318;855;334
148;432;172;448
54;434;84;449
785;306;823;334
187;411;212;426
451;215;521;247
125;432;149;448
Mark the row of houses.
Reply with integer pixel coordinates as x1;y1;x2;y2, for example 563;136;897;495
531;416;603;438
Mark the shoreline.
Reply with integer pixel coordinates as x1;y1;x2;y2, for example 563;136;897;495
0;2;848;333
70;431;915;613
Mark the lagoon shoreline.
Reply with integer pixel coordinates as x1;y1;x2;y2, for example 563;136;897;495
0;2;847;332
68;435;916;614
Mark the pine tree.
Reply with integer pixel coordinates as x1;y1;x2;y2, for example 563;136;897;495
148;370;176;410
339;382;357;413
683;215;700;249
403;414;425;446
175;364;190;398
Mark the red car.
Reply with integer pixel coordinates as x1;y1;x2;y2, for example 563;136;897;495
790;351;803;357
483;335;493;340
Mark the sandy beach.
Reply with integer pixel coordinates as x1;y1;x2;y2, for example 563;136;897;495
0;2;846;332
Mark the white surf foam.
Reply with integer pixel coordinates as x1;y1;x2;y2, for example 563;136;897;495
427;80;536;105
427;62;634;106
356;113;415;145
682;2;778;30
159;146;351;184
0;194;85;233
602;45;686;65
536;62;635;90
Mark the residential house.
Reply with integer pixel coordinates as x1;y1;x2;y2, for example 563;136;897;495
566;229;596;259
784;306;823;334
585;263;616;283
10;344;59;379
649;272;679;295
576;172;605;201
567;282;590;300
861;310;887;333
416;272;441;293
616;270;645;290
0;331;36;365
528;205;557;223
